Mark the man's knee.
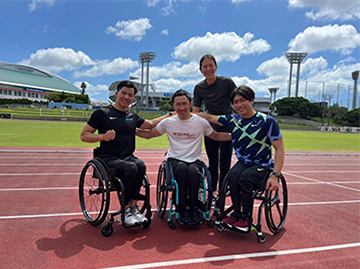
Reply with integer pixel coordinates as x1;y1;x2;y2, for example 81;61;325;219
134;159;146;175
125;162;138;177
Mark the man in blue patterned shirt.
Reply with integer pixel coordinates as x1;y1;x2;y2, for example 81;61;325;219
196;85;285;232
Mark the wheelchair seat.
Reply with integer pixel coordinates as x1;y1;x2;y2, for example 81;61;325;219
78;148;152;236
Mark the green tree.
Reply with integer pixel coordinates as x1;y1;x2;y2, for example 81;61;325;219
45;92;91;104
80;82;86;95
329;106;348;124
158;100;173;112
308;103;322;118
270;97;311;118
45;92;62;102
341;108;360;126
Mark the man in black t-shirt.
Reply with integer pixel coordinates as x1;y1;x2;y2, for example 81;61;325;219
81;80;171;227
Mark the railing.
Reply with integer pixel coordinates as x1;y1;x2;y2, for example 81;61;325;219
319;126;360;133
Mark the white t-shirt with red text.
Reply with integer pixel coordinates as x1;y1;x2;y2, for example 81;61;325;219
156;114;213;163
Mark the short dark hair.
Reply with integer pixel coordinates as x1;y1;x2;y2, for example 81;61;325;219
116;80;137;95
230;85;255;103
172;89;192;103
199;54;217;70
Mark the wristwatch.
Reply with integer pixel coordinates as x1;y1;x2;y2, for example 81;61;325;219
270;172;281;177
168;112;172;116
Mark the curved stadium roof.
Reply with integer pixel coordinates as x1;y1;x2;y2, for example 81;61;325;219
0;61;80;94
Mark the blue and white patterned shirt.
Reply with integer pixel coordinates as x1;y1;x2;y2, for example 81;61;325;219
218;112;282;169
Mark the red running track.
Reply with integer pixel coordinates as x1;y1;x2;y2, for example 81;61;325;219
0;147;359;269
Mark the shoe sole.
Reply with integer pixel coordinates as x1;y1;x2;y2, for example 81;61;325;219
233;226;249;232
222;221;233;229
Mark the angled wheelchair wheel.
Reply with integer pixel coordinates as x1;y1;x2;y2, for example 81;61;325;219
79;159;110;226
137;175;150;214
156;161;169;218
265;174;288;234
215;175;233;231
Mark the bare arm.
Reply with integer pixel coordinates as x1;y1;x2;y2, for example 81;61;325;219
139;112;175;130
80;124;115;143
194;112;221;125
192;106;201;113
206;130;232;141
266;137;285;191
136;127;163;139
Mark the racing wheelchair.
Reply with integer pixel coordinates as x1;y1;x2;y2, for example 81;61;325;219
78;148;152;237
156;159;215;229
214;169;288;243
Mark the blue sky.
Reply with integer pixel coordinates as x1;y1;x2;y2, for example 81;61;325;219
1;0;360;107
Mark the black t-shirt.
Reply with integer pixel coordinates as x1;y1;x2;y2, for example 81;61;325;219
87;105;145;159
193;76;236;115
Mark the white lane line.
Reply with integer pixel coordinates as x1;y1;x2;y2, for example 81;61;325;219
0;170;359;176
284;172;360;192
0;182;359;192
0;163;171;166
102;242;360;269
1;200;359;220
0;187;78;191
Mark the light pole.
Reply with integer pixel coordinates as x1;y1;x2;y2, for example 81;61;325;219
139;52;156;109
352;70;359;109
268;87;279;103
285;52;307;98
322;93;333;126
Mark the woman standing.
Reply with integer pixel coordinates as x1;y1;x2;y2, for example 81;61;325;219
193;54;237;198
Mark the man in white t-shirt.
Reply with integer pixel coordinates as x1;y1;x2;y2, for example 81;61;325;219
137;89;231;225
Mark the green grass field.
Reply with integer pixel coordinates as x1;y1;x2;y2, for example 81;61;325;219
0;119;359;151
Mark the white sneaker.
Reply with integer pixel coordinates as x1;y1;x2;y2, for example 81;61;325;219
131;206;148;224
118;207;139;226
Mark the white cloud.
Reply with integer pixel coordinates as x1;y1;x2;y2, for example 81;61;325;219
130;61;200;81
302;56;328;75
19;47;93;73
73;57;139;78
28;0;56;12
173;31;271;62
255;53;359;99
105;18;152;41
161;29;169;35
257;56;289;78
288;0;360;21
305;62;360;86
231;0;251;4
153;77;201;92
288;24;360;55
74;81;109;102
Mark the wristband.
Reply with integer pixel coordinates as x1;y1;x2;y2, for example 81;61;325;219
270;172;281;177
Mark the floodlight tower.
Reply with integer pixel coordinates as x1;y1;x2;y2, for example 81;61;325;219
268;87;279;103
352;70;359;109
139;52;156;109
285;52;307;98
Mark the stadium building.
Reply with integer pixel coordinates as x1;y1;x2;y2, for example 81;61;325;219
0;61;81;102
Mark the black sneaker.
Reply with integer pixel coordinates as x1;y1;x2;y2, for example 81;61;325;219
190;210;202;224
180;210;191;225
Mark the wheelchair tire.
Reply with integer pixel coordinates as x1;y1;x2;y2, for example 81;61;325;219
137;175;150;214
101;224;113;237
156;161;169;218
265;174;288;234
79;159;110;226
216;177;231;222
257;233;266;243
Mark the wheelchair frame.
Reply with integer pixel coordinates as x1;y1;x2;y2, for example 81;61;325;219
214;169;288;243
156;159;215;229
78;149;152;237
